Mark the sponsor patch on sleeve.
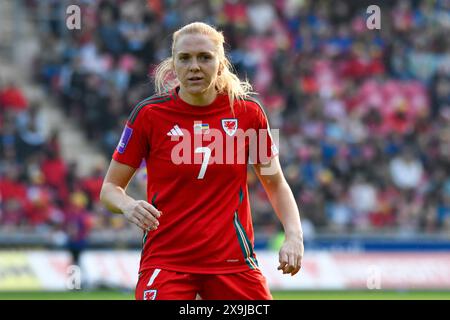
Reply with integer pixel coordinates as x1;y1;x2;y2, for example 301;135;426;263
117;125;133;154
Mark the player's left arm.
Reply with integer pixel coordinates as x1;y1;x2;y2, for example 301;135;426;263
253;157;304;276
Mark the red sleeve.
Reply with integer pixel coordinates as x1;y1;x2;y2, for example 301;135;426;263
252;101;279;164
112;107;150;168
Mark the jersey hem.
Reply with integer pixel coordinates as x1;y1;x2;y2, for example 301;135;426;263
139;264;254;275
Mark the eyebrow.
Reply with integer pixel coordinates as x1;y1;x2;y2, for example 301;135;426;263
177;51;214;56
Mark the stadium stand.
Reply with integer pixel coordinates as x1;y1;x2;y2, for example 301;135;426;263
1;0;450;252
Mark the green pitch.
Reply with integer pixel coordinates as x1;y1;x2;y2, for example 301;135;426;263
1;290;450;300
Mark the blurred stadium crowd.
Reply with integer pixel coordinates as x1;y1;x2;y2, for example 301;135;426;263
1;0;450;246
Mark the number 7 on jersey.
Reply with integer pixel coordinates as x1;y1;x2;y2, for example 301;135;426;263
195;147;211;179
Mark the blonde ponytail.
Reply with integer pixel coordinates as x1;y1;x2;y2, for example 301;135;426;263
215;56;254;109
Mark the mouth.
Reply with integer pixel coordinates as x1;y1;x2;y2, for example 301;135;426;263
188;77;203;82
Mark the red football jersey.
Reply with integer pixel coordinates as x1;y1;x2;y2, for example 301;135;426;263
112;87;278;274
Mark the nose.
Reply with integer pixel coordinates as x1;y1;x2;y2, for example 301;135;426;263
189;58;200;71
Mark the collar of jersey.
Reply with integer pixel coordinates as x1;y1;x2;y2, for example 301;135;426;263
172;86;229;112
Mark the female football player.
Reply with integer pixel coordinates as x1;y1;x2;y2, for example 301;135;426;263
100;22;304;300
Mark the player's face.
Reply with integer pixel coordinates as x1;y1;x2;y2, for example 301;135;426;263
173;34;220;97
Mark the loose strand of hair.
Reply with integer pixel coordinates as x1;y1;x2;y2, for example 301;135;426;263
154;58;178;95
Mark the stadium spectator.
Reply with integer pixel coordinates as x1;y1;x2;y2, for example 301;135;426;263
0;163;28;227
15;102;47;157
2;0;450;243
41;148;69;203
0;80;28;112
64;190;92;265
389;147;424;190
349;174;377;230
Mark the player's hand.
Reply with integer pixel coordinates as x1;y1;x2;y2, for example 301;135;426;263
122;200;162;231
277;236;304;276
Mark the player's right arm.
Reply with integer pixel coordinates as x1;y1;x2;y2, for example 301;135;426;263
100;102;160;232
100;159;161;231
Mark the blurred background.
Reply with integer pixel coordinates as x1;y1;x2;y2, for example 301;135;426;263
0;0;449;299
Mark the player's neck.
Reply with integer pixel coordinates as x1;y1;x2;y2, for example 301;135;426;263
178;87;217;107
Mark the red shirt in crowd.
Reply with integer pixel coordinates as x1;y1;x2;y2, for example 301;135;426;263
0;85;28;111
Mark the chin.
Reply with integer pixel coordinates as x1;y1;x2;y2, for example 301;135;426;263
186;85;209;95
186;88;204;95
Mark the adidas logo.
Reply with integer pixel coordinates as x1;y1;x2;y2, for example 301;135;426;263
167;125;184;136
